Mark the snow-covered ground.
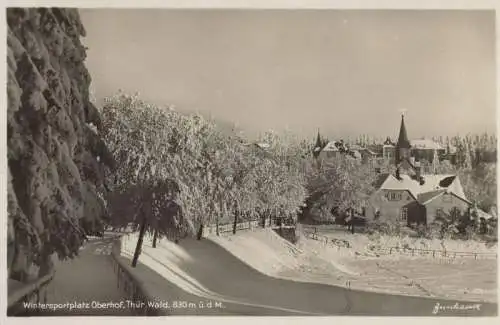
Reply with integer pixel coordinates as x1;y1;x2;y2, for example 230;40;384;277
312;229;498;257
295;235;497;303
209;229;497;303
120;229;497;305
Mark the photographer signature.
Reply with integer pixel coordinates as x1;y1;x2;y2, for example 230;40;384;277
432;302;481;314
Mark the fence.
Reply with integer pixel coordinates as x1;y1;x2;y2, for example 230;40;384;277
7;269;55;316
303;229;351;248
109;238;168;316
303;227;498;260
203;219;261;236
375;246;498;260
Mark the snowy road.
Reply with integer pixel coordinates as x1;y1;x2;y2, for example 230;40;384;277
13;233;496;316
120;234;498;316
34;235;133;316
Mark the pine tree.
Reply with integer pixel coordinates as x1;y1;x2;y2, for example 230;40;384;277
490;135;496;151
322;137;329;148
463;141;472;170
432;149;440;174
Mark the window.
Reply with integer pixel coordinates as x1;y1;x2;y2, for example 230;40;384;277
400;208;408;221
385;191;402;201
436;208;444;217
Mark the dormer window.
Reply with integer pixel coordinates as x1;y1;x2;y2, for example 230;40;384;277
385;191;402;201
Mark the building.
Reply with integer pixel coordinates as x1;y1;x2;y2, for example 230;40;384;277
349;144;378;163
318;140;346;160
410;138;445;163
318;140;378;163
366;114;471;225
381;137;396;162
381;133;445;166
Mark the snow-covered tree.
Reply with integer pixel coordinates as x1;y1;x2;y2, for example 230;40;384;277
305;155;377;221
101;93;195;266
7;8;114;281
101;94;310;264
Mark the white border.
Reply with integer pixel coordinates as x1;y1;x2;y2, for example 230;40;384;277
1;1;499;325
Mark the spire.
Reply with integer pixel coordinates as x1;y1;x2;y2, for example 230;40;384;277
396;113;411;149
394;112;412;172
313;128;323;158
315;129;322;148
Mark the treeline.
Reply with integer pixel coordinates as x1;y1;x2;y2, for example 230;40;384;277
351;134;496;155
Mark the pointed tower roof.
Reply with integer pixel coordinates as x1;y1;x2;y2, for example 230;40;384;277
315;128;321;145
396;114;411;149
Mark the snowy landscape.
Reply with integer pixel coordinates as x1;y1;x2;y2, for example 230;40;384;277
6;7;498;319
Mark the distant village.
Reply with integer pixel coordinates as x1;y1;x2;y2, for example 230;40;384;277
307;114;497;230
313;123;458;169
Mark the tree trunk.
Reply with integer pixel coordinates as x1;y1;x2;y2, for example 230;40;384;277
37;244;54;278
232;213;237;235
232;202;238;235
216;198;222;236
152;229;158;248
131;216;147;268
197;223;204;240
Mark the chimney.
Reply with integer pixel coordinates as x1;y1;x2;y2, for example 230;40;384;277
416;166;424;184
395;167;401;180
413;160;421;181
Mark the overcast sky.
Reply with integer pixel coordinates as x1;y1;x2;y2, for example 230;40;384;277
80;9;496;140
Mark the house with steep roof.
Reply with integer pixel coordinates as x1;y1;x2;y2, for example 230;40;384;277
366;114;471;225
317;140;377;163
411;138;446;164
318;140;348;159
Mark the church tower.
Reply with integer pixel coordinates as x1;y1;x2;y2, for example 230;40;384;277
395;113;411;166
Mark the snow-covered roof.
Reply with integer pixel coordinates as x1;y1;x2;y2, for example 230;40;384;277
377;173;468;203
255;143;270;149
322;141;341;151
447;145;457;154
410;139;443;150
474;208;494;220
416;190;446;204
351;150;362;159
348;144;364;151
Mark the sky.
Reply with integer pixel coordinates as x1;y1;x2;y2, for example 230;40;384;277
80;9;496;141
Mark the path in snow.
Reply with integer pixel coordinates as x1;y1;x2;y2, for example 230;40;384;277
32;235;132;316
119;231;497;316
